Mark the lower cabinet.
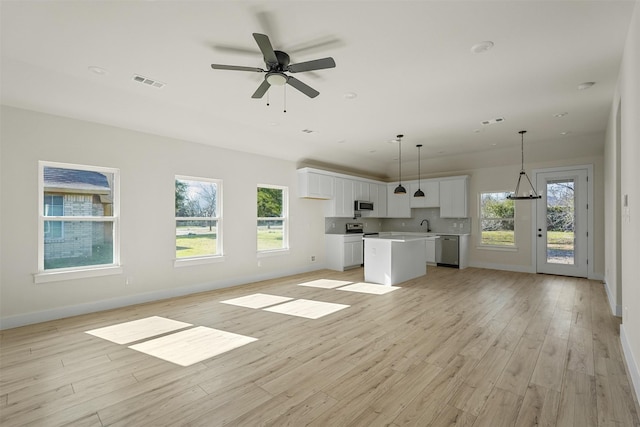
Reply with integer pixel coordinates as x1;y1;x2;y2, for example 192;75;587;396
425;238;436;264
325;235;363;271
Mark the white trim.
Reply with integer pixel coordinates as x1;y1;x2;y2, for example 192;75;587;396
620;324;640;408
475;245;519;252
174;256;225;267
604;279;623;316
531;164;594;278
467;261;535;274
3;264;324;330
34;265;123;284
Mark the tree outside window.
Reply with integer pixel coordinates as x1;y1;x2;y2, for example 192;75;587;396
175;177;222;259
257;185;288;252
480;191;515;246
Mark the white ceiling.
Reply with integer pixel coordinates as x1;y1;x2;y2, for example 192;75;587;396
1;1;635;180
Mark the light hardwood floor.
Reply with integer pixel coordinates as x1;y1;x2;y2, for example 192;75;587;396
1;267;639;426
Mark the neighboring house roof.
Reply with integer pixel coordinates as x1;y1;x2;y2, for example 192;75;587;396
44;167;111;194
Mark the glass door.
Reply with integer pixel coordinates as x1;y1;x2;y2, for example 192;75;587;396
535;169;588;277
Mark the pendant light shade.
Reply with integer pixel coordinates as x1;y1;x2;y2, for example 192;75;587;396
507;130;542;200
394;134;406;194
414;144;425;197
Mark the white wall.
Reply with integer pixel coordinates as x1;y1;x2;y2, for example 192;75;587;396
0;106;327;329
606;0;640;404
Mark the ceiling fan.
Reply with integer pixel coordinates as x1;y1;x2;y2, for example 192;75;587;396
210;33;336;99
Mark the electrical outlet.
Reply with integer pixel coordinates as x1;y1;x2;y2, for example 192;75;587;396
125;277;133;285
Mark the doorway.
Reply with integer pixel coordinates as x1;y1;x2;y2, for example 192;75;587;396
534;166;591;277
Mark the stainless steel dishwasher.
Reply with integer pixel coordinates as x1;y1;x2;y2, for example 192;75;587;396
437;235;459;268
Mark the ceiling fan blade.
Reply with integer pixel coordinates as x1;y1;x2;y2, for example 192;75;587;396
251;79;271;99
253;33;278;66
212;44;259;56
286;76;319;98
285;36;344;55
211;64;264;73
288;57;336;73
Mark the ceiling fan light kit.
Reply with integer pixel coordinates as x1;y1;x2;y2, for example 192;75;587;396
210;32;335;101
507;130;542;200
394;134;407;195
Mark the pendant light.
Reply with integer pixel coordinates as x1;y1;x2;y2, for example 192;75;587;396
507;130;541;200
414;144;425;197
394;134;406;194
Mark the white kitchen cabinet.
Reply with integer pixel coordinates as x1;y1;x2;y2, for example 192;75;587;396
439;176;469;218
325;234;363;271
353;180;370;201
368;183;387;218
324;177;354;218
297;168;334;199
409;179;440;208
386;184;411;218
425;238;436;264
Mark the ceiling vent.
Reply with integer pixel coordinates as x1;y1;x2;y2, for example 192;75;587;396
301;129;314;134
481;117;505;126
132;74;165;89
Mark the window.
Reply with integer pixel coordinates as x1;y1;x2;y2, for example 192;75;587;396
175;176;222;259
257;185;288;252
44;194;64;240
480;191;515;246
38;162;119;273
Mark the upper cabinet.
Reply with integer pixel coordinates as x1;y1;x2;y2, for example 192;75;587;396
369;183;387;218
439;176;469;218
298;168;333;199
409;179;440;208
386;184;411;218
325;177;354;218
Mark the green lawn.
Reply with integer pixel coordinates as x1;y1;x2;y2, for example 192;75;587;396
175;229;284;257
482;230;574;248
44;242;113;270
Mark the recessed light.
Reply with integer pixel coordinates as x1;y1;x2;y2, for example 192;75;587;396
560;131;571;135
471;41;494;54
369;150;376;154
270;122;278;126
437;150;446;154
473;129;482;133
554;112;568;118
578;82;595;90
343;92;358;99
491;143;497;146
337;139;346;144
88;66;108;75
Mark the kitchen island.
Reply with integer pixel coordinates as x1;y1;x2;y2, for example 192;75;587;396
363;234;438;286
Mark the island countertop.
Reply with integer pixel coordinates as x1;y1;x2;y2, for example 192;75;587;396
363;234;439;242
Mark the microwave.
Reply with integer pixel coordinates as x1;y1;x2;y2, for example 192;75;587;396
354;200;374;211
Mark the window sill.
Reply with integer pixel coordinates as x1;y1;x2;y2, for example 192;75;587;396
34;265;123;284
174;256;225;268
257;249;290;258
476;245;519;252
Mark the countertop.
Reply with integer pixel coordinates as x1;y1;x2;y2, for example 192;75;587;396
364;234;439;242
325;232;470;236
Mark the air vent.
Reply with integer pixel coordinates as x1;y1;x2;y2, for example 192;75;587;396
481;117;505;126
301;129;314;134
132;74;165;89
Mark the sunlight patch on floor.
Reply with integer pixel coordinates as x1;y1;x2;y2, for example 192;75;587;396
85;316;192;344
263;299;350;319
297;279;353;289
220;293;294;309
128;326;257;367
337;282;401;295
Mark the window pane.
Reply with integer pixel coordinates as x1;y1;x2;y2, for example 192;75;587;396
175;179;218;218
546;179;575;265
43;168;114;216
257;219;284;251
481;219;515;245
176;220;218;258
257;187;283;217
44;221;114;270
480;192;514;218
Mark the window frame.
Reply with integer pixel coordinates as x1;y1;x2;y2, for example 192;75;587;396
257;184;289;255
478;190;517;249
44;194;64;241
35;161;122;283
174;175;223;265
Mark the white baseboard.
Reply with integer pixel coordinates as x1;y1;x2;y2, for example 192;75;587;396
467;261;535;274
603;279;623;316
0;264;324;330
620;324;640;408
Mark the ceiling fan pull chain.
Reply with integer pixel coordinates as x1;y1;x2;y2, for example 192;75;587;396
284;85;287;113
266;91;270;107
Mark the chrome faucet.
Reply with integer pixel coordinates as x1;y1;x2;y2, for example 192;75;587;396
420;219;431;231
